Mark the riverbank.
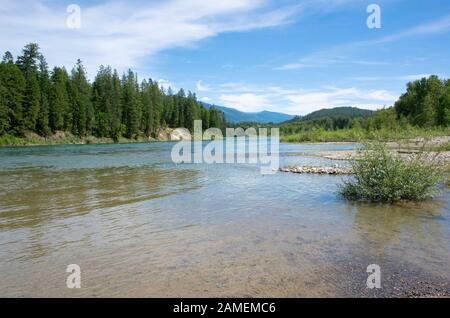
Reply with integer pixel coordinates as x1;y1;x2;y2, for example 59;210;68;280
0;128;191;147
280;127;450;143
293;136;450;163
279;136;450;179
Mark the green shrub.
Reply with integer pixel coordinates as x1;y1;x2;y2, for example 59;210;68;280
0;134;33;146
339;142;443;202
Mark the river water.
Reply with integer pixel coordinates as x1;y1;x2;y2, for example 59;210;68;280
0;142;449;297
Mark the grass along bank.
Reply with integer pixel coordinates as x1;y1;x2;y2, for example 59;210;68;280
280;126;450;143
0;129;178;147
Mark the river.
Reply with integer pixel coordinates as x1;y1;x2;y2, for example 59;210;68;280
0;142;449;297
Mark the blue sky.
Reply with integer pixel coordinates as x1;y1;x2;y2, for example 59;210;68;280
1;0;449;115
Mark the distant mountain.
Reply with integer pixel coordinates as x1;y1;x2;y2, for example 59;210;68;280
285;107;374;123
201;103;294;124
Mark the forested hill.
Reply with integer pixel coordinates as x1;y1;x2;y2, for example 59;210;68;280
0;43;226;141
201;102;294;124
286;107;374;124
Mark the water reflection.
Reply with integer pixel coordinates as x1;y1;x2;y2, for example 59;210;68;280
0;167;201;231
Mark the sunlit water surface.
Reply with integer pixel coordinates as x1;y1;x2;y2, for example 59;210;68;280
0;142;449;297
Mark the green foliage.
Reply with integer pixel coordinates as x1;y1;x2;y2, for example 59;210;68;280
280;126;450;143
431;141;450;152
16;43;41;131
278;76;449;143
395;75;449;127
0;134;35;146
279;82;450;143
299;106;373;122
140;79;154;137
0;82;8;134
92;66;119;138
339;143;443;202
0;59;25;134
36;55;50;136
437;81;450;126
0;43;226;142
121;70;141;138
69;59;93;136
49;67;70;131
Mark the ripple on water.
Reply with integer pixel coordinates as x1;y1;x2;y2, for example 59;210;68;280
0;142;449;297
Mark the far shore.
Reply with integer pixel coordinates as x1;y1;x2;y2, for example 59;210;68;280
1;130;449;150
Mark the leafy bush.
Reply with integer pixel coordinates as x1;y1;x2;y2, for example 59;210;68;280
339;143;443;202
0;134;35;146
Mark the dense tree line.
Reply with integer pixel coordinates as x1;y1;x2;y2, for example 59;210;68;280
394;75;450;127
279;76;449;136
0;43;226;139
278;107;392;135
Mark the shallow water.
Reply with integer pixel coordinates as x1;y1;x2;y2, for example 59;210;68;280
0;142;449;297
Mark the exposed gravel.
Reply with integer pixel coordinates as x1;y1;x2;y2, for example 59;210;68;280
280;165;353;175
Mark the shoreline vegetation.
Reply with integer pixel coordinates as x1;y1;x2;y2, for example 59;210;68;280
2;129;449;148
279;126;450;143
0;128;182;147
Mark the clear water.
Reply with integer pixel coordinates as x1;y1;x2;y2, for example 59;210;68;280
0;142;449;297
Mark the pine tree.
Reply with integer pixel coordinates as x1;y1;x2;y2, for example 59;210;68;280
110;70;122;139
176;89;186;127
150;80;163;134
92;65;113;137
36;55;50;136
16;43;41;131
49;67;70;131
22;74;40;131
69;60;93;136
2;51;13;64
121;70;141;138
0;82;8;135
140;79;154;137
163;87;174;126
201;107;210;130
0;54;25;135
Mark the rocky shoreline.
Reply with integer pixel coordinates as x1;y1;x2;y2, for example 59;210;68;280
280;165;353;175
0;127;193;147
306;136;450;163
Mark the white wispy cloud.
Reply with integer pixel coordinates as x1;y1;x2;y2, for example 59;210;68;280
276;15;450;71
275;56;390;70
374;15;450;44
0;0;301;77
350;74;440;82
218;93;272;112
283;87;396;114
209;82;397;114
